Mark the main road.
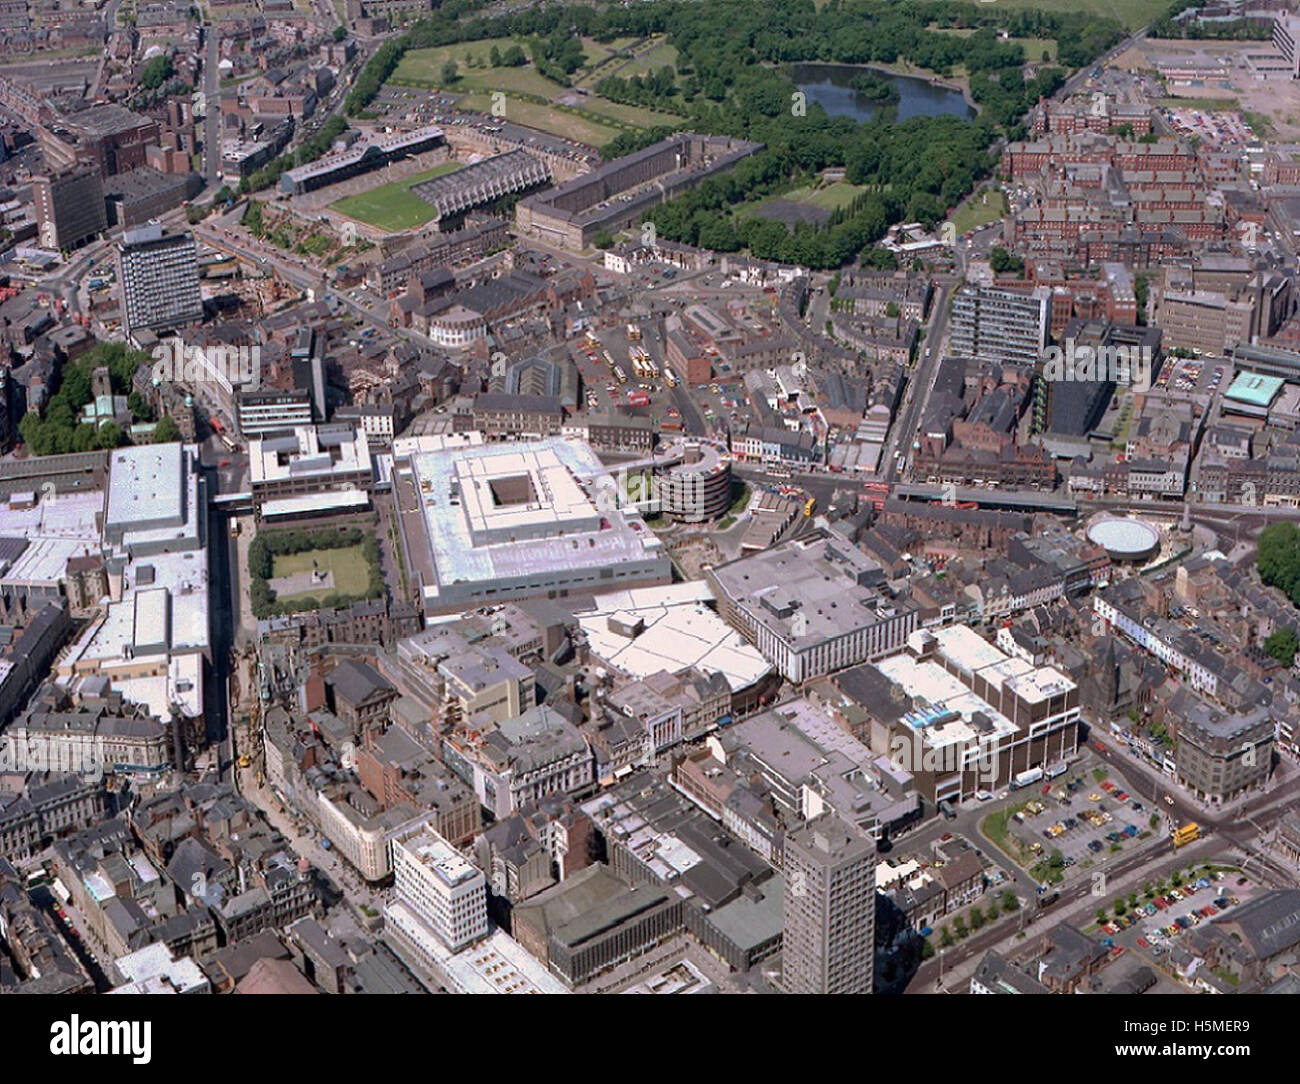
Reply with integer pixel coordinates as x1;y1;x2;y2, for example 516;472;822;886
201;20;221;192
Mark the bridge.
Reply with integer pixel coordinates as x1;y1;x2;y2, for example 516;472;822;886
211;491;253;515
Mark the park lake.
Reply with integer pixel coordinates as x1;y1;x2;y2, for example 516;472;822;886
787;63;976;123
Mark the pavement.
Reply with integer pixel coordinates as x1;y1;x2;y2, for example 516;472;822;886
239;770;393;923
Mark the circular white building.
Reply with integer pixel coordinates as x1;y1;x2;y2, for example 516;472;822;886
654;439;733;522
1086;516;1161;563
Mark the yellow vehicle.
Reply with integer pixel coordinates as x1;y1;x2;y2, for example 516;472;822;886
1172;822;1200;848
803;496;816;518
237;754;251;769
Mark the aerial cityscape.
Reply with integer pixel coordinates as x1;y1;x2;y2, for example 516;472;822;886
0;0;1295;1022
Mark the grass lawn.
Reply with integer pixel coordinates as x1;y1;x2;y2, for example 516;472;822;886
330;160;463;231
1243;110;1275;139
951;187;1008;234
934;30;1057;62
982;803;1033;867
1156;96;1239;110
800;181;867;211
638;40;679;69
392;38;520;82
462;65;565;99
1013;37;1058;63
619;36;680;78
742;180;865;222
574;96;687;128
388;34;675;144
954;0;1167;29
580;36;640;67
459;92;621;146
270;545;371;601
400;62;561;100
1030;860;1066;885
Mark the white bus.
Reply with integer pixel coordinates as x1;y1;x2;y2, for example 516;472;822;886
663;367;678;388
51;877;71;905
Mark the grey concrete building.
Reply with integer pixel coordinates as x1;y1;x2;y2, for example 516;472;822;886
782;813;876;994
708;529;919;683
32;166;106;251
116;223;202;336
949;285;1050;366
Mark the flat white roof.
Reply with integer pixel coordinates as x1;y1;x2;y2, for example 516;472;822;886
260;490;370;517
400;831;479;887
409;439;664;602
1086;517;1161;557
875;652;1019;750
0;490;102;586
575;583;771;693
385;906;568;994
105;443;184;533
250;426;372;486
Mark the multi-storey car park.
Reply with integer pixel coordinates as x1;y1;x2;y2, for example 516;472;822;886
641;438;734;523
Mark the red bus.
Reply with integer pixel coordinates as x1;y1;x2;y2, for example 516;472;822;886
862;480;891;511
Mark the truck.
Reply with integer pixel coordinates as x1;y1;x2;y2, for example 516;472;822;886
1045;762;1068;779
1011;767;1045;790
